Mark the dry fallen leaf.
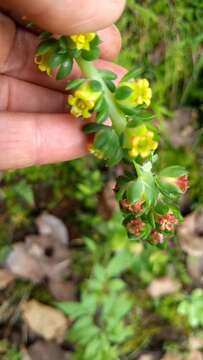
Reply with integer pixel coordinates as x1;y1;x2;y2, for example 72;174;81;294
25;234;69;263
161;353;182;360
164;107;197;148
27;341;70;360
148;277;180;298
21;348;32;360
22;300;68;342
187;351;203;360
48;279;77;301
36;212;69;245
6;243;46;283
0;269;14;290
138;353;160;360
5;213;70;283
187;255;203;285
189;336;203;351
161;352;203;360
98;179;117;218
178;211;203;256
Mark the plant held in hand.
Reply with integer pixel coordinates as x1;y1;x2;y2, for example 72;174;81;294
35;31;188;245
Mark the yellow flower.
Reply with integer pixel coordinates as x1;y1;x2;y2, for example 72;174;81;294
124;125;158;158
34;53;52;76
67;82;102;119
70;33;96;51
120;79;152;107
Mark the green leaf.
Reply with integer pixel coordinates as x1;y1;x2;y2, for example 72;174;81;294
120;67;143;82
36;39;57;55
132;112;154;122
56;302;86;318
115;184;127;201
117;103;138;116
56;58;73;80
159;166;187;177
90;34;101;48
105;80;116;92
106;250;135;277
96;109;109;123
47;53;67;69
157;179;182;197
65;78;84;90
94;128;123;166
84;337;101;359
14;181;34;207
126;178;143;204
40;31;52;39
94;97;107;113
81;48;100;61
141;171;157;206
115;86;133;100
89;80;102;92
98;69;117;81
58;36;69;50
155;201;169;214
109;279;126;291
83;123;105;133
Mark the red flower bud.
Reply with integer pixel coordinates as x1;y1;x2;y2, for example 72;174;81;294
158;213;178;232
127;218;145;236
176;175;189;193
150;229;164;244
120;199;143;213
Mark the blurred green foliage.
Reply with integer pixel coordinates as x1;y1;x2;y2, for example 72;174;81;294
118;0;203;115
0;341;21;360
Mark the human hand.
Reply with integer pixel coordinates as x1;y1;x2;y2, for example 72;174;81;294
0;0;125;169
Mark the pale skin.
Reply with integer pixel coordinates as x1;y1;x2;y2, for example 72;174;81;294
0;0;126;170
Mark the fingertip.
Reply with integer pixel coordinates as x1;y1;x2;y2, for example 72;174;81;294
0;113;88;169
35;115;88;165
98;25;122;61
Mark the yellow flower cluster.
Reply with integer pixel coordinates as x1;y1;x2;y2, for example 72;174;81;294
70;33;96;51
68;82;101;119
34;53;52;76
122;79;152;107
124;125;158;158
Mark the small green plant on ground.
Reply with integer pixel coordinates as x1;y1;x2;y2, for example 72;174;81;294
57;251;134;360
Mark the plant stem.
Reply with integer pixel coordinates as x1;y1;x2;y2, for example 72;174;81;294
76;57;127;135
133;161;142;177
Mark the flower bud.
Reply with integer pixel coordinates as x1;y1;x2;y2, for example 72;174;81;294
158;212;178;232
127;218;145;236
123;125;158;158
150;229;164;244
160;174;189;193
120;199;143;213
176;175;189;193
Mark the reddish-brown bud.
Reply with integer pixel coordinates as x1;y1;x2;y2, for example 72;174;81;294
127;218;145;236
158;213;178;232
150;229;164;244
176;175;189;193
120;199;143;213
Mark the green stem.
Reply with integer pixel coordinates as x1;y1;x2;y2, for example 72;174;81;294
76;57;127;135
133;161;142;177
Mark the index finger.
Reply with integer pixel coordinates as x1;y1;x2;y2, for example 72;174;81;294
1;0;125;34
